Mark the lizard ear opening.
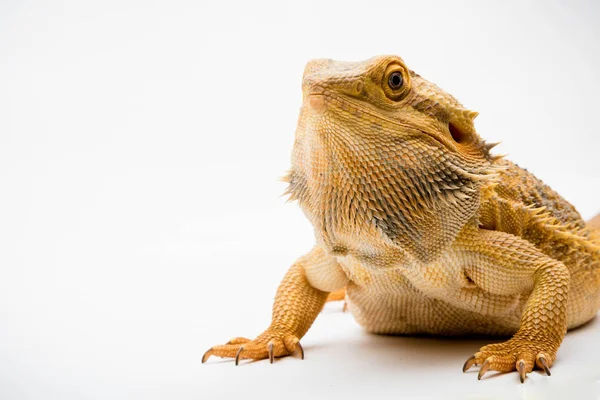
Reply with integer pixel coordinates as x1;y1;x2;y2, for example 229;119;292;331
448;109;479;145
449;122;468;143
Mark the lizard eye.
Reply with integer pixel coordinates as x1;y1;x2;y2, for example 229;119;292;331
388;72;403;90
382;64;410;101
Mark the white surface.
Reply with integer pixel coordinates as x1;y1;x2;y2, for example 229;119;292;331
0;1;599;399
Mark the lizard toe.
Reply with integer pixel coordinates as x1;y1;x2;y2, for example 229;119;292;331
536;353;552;376
226;337;251;345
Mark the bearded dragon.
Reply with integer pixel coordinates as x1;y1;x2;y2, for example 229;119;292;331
202;55;600;382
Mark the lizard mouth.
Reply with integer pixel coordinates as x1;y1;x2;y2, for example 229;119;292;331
307;92;476;159
306;91;429;139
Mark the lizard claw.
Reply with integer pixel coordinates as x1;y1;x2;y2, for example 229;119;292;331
296;341;304;360
537;355;551;376
201;348;213;364
517;360;526;383
268;343;274;364
462;354;476;372
235;346;244;366
478;359;491;380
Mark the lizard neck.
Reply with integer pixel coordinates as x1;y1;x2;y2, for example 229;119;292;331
285;120;492;264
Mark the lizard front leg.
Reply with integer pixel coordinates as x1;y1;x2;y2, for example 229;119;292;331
458;226;570;382
203;246;348;365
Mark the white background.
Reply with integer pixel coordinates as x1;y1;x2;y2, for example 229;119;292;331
1;1;599;399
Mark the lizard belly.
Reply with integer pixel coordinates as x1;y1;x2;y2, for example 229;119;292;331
338;254;525;336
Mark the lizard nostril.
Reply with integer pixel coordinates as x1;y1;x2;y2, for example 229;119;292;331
355;81;364;95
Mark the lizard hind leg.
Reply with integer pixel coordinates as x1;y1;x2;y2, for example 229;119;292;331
325;288;348;312
326;288;346;302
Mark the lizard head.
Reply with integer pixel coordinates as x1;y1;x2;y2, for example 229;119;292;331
299;55;492;162
285;55;500;263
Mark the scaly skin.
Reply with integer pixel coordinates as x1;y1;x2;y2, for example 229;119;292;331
203;55;600;382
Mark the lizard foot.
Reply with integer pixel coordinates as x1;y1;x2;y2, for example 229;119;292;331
202;330;303;365
462;337;554;383
325;288;348;312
